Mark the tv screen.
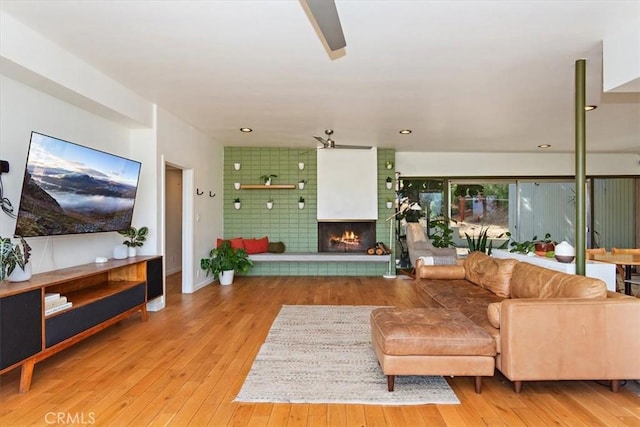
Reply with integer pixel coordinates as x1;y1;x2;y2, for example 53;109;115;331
14;132;142;237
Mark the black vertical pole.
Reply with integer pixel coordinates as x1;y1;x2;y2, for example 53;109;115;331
575;59;586;276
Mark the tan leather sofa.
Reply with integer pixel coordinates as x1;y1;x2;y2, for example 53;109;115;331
414;251;640;392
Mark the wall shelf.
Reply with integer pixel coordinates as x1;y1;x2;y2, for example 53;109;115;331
240;184;296;189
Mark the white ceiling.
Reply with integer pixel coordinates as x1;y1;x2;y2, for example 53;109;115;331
2;0;639;153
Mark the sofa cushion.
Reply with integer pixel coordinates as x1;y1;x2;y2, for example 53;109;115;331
510;262;607;299
487;302;501;328
464;251;518;298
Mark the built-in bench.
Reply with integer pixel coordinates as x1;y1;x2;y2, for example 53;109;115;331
248;252;390;263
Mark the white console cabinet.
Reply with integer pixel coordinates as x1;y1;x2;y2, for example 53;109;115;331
492;249;616;291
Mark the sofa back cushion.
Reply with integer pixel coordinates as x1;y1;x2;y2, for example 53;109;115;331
464;251;518;298
510;262;607;299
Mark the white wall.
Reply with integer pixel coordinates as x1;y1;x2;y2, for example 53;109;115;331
396;152;640;177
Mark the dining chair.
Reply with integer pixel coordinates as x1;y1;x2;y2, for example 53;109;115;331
611;248;640;294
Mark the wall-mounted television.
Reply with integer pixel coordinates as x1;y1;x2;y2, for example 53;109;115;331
14;132;142;237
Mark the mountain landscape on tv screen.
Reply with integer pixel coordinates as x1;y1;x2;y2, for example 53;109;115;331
14;133;141;237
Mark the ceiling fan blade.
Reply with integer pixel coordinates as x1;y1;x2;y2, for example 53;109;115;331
302;0;346;52
334;144;372;150
313;136;329;147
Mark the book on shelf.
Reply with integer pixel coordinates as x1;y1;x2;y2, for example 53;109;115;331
45;301;73;316
45;296;68;310
44;292;61;302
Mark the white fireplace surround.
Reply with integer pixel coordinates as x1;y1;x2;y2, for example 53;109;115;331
317;147;378;220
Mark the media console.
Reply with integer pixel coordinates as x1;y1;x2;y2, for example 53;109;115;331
0;256;162;393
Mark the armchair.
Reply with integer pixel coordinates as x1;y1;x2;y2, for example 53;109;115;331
405;223;457;270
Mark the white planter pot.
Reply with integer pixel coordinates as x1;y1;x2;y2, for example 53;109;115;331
265;178;272;186
385;182;393;189
234;202;241;210
233;162;241;170
234;182;241;190
266;202;274;209
298;202;305;210
298;162;305;170
298;182;305;189
386;201;393;209
128;247;137;257
8;263;32;282
219;270;235;286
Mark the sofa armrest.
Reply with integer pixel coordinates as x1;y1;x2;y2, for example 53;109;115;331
498;297;640;381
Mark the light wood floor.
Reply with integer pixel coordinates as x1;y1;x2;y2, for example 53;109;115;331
1;274;639;426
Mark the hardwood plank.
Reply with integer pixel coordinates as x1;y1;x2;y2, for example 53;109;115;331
1;273;639;427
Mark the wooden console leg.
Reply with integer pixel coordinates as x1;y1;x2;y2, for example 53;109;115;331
387;375;395;392
611;379;620;392
19;359;35;394
140;304;148;322
474;376;483;394
514;380;523;393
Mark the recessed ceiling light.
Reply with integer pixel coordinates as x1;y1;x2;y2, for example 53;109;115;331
585;105;597;111
399;129;412;135
239;127;253;133
538;144;551;149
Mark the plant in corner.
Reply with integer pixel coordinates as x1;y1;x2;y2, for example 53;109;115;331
428;218;457;248
260;174;278;185
200;240;253;285
465;226;505;255
0;236;32;281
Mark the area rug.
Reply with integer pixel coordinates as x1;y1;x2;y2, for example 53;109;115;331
234;305;460;405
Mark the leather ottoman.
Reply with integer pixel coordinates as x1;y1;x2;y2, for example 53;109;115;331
370;307;496;393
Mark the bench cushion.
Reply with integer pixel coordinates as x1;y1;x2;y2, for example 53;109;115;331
370;308;496;357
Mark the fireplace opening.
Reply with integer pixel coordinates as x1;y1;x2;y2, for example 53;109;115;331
318;221;376;253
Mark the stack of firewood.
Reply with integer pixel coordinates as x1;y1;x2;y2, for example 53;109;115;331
366;242;391;255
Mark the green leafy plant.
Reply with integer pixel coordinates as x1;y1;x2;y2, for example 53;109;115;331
465;226;504;255
0;236;32;280
260;174;277;184
386;176;392;183
299;196;305;203
233;197;241;203
504;232;537;254
118;226;149;248
428;218;457;248
200;240;253;279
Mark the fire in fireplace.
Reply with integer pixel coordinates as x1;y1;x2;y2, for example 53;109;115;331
318;221;376;253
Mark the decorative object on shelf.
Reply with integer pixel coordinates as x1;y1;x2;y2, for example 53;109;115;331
266;199;274;210
298;179;306;190
234;182;241;190
233;197;241;210
385;160;394;170
534;233;555;256
234;162;241;170
118;226;149;257
196;188;204;195
385;176;393;189
298;196;305;210
260;174;278;185
200;240;253;286
0;236;32;282
386;198;393;209
298;162;305;170
384;199;422;279
554;241;575;263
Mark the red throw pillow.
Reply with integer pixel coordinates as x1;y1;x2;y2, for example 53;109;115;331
243;236;269;254
216;238;245;250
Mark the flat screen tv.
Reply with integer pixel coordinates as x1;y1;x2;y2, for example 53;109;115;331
14;132;142;237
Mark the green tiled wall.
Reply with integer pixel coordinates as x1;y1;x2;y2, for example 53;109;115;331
224;147;396;276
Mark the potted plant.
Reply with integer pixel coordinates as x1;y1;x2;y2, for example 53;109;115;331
386;198;394;209
266;199;274;209
0;236;32;282
298;179;306;190
428;218;457;248
200;240;253;285
504;232;537;255
385;176;393;189
298;196;305;209
534;233;555;257
260;174;277;185
118;226;149;257
233;197;241;210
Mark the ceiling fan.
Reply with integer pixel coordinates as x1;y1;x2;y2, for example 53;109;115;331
301;0;346;52
313;129;372;150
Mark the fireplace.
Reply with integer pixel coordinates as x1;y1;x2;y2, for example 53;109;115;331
318;221;376;253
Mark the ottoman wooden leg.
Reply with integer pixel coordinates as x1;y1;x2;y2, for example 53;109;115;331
514;380;523;393
387;375;395;392
474;376;483;394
